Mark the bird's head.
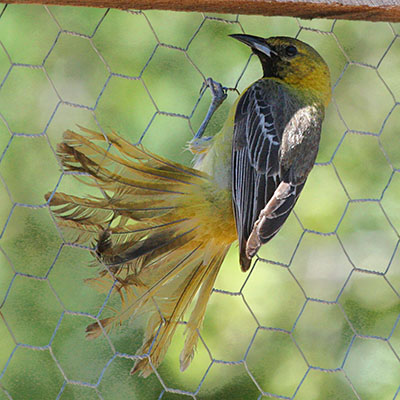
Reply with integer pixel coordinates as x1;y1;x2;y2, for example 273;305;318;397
230;34;331;107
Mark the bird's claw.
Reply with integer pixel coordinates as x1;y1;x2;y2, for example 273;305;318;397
187;136;213;155
194;78;232;140
200;78;228;106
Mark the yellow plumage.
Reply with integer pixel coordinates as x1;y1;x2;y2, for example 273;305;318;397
47;126;236;377
46;35;331;377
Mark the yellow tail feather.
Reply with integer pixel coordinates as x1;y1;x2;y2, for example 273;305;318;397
46;128;236;376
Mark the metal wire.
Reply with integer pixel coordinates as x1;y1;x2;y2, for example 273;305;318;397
0;5;399;399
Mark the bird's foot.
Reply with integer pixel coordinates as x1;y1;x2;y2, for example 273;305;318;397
187;136;213;155
201;78;228;108
193;78;229;140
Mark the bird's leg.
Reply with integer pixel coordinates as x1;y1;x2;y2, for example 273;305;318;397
194;78;228;140
188;78;229;155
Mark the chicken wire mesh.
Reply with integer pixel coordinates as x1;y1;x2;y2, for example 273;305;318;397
0;4;400;399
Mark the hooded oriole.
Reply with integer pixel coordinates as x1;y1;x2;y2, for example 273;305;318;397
45;35;331;377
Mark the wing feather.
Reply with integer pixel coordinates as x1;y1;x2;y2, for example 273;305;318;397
232;79;309;271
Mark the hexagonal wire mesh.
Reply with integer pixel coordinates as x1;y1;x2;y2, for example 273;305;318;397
0;4;399;399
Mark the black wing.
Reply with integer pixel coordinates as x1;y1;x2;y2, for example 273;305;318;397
232;80;305;271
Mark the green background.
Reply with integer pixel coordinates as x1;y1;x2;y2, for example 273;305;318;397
0;5;399;399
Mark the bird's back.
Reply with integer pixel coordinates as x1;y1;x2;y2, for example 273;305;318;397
230;78;325;269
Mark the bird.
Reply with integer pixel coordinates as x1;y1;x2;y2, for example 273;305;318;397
45;34;331;377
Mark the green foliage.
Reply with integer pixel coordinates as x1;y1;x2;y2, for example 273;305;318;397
0;5;399;399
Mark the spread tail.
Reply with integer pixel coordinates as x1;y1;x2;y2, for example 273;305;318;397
45;128;233;376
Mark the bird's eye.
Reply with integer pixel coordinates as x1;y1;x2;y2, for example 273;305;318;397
285;45;298;57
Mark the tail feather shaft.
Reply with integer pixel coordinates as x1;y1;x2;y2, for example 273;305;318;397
46;128;233;376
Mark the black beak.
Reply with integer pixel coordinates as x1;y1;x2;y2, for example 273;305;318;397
230;34;277;57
